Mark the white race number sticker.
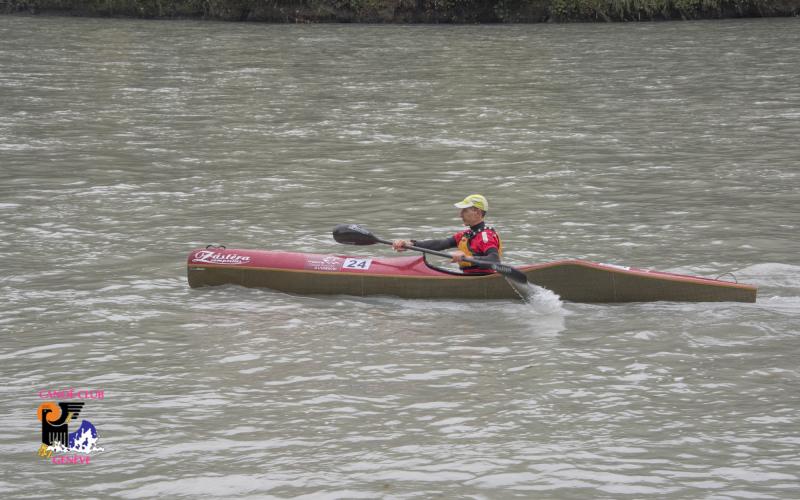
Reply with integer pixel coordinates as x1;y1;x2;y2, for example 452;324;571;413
342;258;372;271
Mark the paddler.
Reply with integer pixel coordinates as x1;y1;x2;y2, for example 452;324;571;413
392;194;502;274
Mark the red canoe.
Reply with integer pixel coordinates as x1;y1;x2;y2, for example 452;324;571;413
186;248;757;303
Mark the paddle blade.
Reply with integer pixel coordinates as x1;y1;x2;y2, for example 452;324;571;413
332;224;379;246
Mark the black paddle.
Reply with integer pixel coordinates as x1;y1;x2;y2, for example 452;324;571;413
332;224;529;285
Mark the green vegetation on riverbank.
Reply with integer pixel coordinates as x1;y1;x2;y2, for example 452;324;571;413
2;0;798;22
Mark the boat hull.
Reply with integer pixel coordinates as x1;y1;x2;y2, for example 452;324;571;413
186;249;757;303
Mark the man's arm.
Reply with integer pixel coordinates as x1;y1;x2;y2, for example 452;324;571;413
474;247;500;266
481;247;500;263
411;237;457;251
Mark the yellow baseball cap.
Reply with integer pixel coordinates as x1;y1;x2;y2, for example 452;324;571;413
454;194;488;212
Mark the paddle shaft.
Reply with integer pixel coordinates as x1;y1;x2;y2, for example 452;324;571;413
373;237;496;269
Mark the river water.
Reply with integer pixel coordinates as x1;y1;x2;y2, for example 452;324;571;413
2;14;799;498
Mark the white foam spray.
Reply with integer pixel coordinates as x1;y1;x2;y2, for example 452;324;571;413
505;278;564;315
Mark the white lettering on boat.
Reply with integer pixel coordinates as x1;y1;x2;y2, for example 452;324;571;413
305;256;342;272
343;258;372;270
192;251;251;265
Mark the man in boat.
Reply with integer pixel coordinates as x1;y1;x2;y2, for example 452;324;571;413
392;194;502;274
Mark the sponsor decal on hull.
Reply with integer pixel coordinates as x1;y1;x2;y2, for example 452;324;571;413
304;255;343;272
192;250;251;265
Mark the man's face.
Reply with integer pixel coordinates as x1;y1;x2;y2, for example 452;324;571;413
460;207;482;226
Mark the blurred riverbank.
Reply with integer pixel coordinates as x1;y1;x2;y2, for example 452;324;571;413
2;0;799;23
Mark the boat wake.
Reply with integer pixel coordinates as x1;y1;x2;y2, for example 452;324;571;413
735;263;800;315
736;263;800;291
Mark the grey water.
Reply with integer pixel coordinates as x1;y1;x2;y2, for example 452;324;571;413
1;14;799;498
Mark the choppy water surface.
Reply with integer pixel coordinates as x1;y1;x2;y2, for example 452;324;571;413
2;15;799;498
